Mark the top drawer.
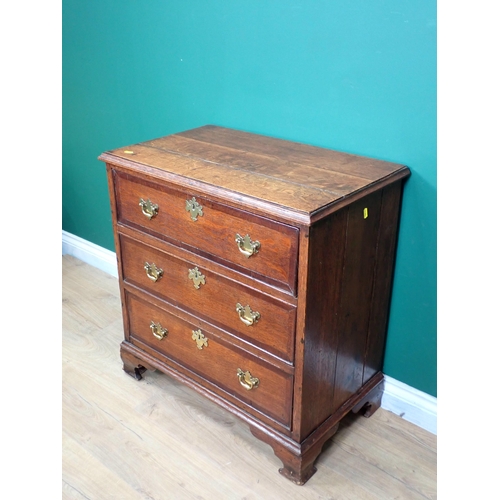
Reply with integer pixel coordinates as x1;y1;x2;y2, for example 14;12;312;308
113;171;299;294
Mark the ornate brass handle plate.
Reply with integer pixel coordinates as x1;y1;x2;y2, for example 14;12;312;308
192;329;208;350
185;197;203;221
188;267;206;289
236;368;259;390
150;321;168;340
139;198;159;220
236;303;260;326
144;262;163;282
235;233;260;258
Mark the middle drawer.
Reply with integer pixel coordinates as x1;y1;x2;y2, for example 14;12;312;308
119;234;296;363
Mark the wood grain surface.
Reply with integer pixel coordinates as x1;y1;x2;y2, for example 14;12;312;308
63;255;436;499
119;234;296;362
114;170;299;292
98;125;410;224
125;291;293;427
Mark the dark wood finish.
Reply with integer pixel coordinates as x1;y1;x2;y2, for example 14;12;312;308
250;423;340;485
119;234;296;362
114;171;299;293
105;166;131;342
126;292;293;427
100;125;410;486
120;340;292;433
351;379;384;418
295;208;348;440
146;135;373;194
118;223;298;305
122;280;296;377
99;125;409;226
176;125;402;180
290;227;311;441
331;190;383;411
362;182;404;384
120;347;155;381
249;372;385;485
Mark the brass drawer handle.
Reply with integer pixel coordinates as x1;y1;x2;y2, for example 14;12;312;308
139;198;159;220
236;368;259;390
192;329;208;350
150;321;168;340
236;303;260;326
144;262;163;282
235;234;260;258
188;267;206;289
185;197;203;221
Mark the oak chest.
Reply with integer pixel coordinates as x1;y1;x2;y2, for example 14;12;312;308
99;125;410;485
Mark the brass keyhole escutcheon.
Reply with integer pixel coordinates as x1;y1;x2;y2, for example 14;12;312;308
236;368;259;390
139;198;159;220
144;262;163;282
192;329;208;350
185;197;203;221
236;303;260;326
235;234;260;258
188;267;206;289
150;321;168;340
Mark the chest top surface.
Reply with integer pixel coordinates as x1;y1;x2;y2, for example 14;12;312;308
99;125;409;224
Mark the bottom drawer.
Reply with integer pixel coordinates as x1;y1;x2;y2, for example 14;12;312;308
126;292;293;428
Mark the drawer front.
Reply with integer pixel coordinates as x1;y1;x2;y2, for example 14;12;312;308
120;235;296;362
114;172;299;293
126;292;293;427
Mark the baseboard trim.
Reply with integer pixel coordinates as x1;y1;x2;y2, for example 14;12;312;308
61;230;437;435
382;376;436;434
62;230;118;278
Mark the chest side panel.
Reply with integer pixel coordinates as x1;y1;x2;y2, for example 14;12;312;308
331;190;383;411
362;181;404;383
297;186;397;440
298;209;348;439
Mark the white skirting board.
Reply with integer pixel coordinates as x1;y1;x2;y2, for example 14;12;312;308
62;230;437;435
381;376;436;435
62;230;118;278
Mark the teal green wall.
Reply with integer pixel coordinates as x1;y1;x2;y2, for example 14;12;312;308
63;1;436;397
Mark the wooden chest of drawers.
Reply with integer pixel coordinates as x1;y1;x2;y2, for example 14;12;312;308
99;125;410;485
